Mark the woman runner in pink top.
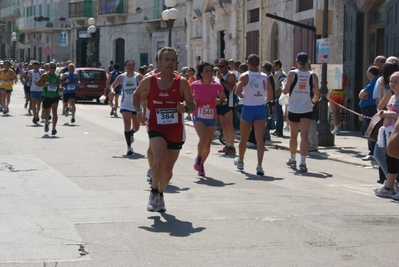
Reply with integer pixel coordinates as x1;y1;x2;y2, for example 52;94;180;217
191;62;227;176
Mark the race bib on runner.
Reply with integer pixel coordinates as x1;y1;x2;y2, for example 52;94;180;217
156;108;178;124
48;84;58;92
2;79;9;84
67;84;75;91
198;104;214;119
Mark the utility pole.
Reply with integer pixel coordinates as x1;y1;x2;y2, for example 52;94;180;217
317;0;334;146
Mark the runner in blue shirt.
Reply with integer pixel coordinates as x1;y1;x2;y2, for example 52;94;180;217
106;63;122;117
60;63;79;123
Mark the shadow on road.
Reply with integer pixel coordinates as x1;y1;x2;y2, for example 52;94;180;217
294;171;332;179
194;176;235;187
112;153;146;160
63;123;80;127
138;213;206;237
164;184;190;194
41;134;61;139
242;172;284;181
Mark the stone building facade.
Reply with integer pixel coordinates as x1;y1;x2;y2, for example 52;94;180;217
68;0;188;69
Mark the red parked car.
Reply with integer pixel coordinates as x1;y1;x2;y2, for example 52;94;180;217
75;67;108;103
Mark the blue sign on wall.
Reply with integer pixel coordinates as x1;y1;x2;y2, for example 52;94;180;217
60;31;67;47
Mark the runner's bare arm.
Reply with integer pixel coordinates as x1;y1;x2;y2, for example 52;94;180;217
179;79;195;114
312;73;320;103
110;75;122;94
105;72;112;90
217;90;228;105
133;76;151;113
282;71;295;95
235;73;248;98
223;73;237;92
266;76;273;101
35;73;49;87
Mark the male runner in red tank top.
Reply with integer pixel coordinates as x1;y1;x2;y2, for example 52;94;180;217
133;47;195;212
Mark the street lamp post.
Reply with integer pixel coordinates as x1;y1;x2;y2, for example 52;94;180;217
11;32;17;60
317;0;334;146
161;0;178;47
87;17;97;67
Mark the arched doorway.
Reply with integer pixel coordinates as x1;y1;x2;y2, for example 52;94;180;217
115;38;125;70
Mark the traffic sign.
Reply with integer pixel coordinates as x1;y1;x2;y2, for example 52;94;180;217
43;46;52;56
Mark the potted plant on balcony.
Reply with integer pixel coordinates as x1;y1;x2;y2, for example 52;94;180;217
34;16;44;22
46;21;53;28
59;17;66;21
43;17;50;21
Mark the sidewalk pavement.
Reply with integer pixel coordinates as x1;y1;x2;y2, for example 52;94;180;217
265;128;377;168
184;119;376;168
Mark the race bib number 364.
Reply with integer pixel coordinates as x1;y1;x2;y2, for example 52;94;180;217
156;108;178;124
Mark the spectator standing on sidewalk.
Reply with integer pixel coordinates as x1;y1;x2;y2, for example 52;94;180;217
373;61;399;183
374;71;399;200
330;72;349;135
358;66;380;161
272;60;287;137
283;53;320;172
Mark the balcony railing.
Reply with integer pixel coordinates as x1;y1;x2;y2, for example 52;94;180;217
69;1;97;19
98;0;127;15
0;5;21;19
18;16;70;32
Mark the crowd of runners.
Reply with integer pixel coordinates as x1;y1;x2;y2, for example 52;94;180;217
3;48;399;211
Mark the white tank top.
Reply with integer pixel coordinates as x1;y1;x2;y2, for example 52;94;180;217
288;69;313;114
120;72;139;111
30;71;43;92
242;71;268;106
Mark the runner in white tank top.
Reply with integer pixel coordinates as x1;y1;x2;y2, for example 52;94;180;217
120;72;139;112
288;69;313;114
110;60;143;155
235;54;273;176
282;52;320;172
27;61;44;124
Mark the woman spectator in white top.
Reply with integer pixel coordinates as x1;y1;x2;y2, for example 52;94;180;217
282;52;320;172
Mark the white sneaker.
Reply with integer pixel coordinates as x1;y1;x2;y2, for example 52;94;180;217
234;157;244;170
286;158;297;168
374;185;394;198
127;146;134;155
147;192;160;212
331;129;340;135
256;166;264;176
393;191;399;201
362;155;373;161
